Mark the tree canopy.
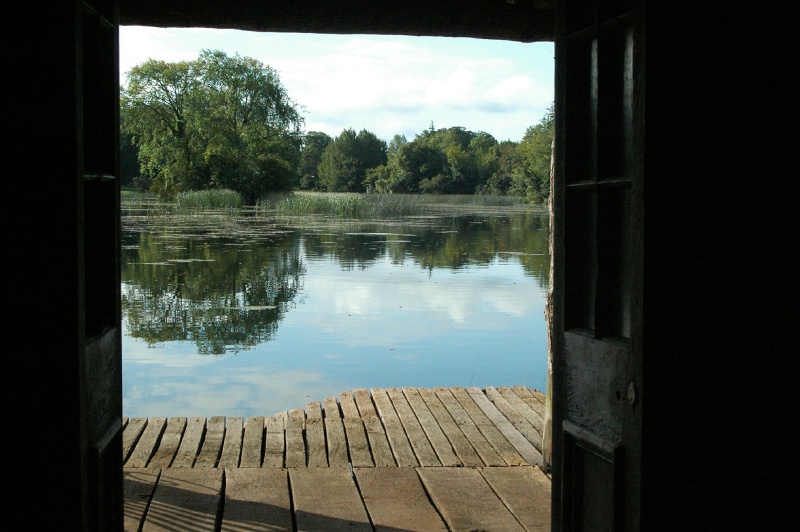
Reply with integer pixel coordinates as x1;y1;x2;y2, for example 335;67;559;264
121;49;304;203
121;52;553;205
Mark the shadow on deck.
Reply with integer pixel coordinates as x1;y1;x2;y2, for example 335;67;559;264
123;386;552;531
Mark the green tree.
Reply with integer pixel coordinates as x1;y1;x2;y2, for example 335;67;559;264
120;59;201;197
318;128;387;192
511;104;554;203
121;50;304;203
298;131;332;190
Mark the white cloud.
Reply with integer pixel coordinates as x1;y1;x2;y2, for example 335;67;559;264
119;27;554;142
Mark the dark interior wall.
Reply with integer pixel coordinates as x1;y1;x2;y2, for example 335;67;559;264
5;2;85;527
642;4;796;529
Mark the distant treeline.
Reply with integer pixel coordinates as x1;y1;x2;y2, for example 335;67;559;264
120;49;553;204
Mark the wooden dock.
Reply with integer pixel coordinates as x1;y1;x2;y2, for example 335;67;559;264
123;386;552;531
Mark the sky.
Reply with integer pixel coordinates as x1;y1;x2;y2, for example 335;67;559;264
119;27;554;144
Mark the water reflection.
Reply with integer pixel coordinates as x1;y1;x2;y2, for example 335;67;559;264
122;210;550;417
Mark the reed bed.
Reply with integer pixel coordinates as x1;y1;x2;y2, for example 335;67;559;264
175;189;243;211
256;191;529;218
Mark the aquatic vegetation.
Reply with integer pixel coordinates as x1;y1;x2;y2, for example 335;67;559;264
256;191;532;219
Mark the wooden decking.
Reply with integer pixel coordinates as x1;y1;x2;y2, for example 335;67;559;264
123;386;552;531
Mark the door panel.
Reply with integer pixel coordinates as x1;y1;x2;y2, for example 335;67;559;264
81;1;123;529
554;0;642;530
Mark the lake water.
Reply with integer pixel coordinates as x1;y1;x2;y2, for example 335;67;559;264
121;205;550;418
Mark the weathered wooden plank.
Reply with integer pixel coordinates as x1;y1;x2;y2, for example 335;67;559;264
485;386;544;452
512;385;546;418
354;468;448;531
468;387;543;466
450;387;527;466
217;417;243;469
434;387;506;467
289;408;305;419
289;468;372;531
221;469;292;531
480;466;552;532
416;467;526;532
338;390;360;418
126;417;166;468
323;396;341;419
122;417;148;464
305;417;328;467
324;415;349;467
403;388;461;466
497;386;545;436
195;416;225;468
240;416;264;468
123;469;159;532
371;388;418;467
142;468;223;531
353;388;378;417
306;401;323;419
363;416;396;467
172;417;207;468
386;388;440;466
419;387;484;467
343;417;373;467
148;417;187;469
285;416;307;467
263;416;285;468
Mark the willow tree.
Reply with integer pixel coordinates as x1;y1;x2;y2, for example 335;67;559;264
121;50;304;203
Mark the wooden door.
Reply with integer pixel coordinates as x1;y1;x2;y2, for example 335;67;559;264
80;1;124;529
552;0;643;530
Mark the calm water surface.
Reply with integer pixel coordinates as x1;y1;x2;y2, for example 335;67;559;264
121;207;550;417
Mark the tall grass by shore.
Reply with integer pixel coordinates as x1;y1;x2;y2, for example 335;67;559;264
175;189;243;211
121;188;541;219
256;191;531;218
